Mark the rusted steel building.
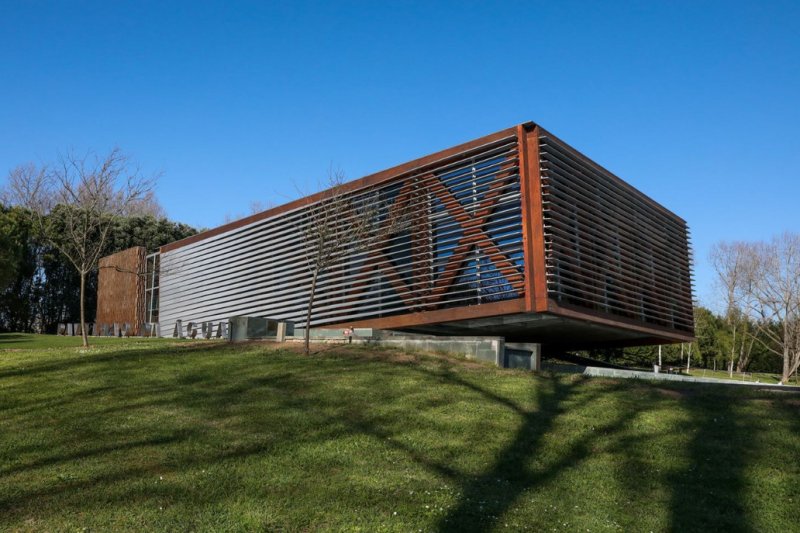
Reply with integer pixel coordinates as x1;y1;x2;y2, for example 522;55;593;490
103;122;694;349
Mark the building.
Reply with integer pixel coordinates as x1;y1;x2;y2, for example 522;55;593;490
96;246;147;336
96;122;694;349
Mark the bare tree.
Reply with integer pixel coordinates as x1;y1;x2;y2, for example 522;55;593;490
710;242;757;376
737;233;800;383
5;148;155;347
299;169;406;355
222;200;274;224
248;200;273;215
126;190;166;218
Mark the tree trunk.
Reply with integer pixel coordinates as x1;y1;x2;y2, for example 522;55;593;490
736;340;743;373
686;344;692;373
304;269;319;356
79;270;89;348
782;346;791;383
736;337;754;374
729;325;736;378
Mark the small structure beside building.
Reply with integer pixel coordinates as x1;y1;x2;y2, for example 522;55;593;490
95;246;147;336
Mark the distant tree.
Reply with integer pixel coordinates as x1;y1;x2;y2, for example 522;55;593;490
222;199;275;224
104;215;197;255
693;306;723;369
735;233;800;383
125;190;166;219
0;212;196;334
0;206;40;333
0;205;23;290
710;242;758;376
5;149;156;346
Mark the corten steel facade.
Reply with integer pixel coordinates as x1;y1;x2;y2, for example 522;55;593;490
96;246;147;335
131;122;693;349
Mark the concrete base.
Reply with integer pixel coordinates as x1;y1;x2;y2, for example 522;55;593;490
368;336;505;366
228;317;290;342
505;342;542;371
292;327;542;370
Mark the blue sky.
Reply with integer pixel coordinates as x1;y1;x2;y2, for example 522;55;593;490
1;1;798;307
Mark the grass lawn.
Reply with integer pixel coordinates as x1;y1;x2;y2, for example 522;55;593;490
687;368;793;386
1;334;798;531
0;332;190;350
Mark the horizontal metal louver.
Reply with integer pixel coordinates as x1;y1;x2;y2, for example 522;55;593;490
158;136;525;333
539;133;694;333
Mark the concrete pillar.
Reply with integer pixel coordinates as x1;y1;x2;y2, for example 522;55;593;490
504;342;542;371
531;345;542;372
276;321;287;342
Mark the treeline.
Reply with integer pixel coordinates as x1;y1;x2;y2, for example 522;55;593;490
586;306;781;374
0;204;196;333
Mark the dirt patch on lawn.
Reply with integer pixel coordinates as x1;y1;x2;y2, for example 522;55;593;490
654;387;696;399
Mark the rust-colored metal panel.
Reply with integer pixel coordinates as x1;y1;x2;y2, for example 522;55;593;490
96;246;146;335
524;125;549;312
516;123;535;312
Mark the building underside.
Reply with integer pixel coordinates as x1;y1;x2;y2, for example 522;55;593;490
97;122;695;349
400;311;686;350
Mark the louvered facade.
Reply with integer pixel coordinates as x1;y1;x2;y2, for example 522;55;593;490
103;122;694;349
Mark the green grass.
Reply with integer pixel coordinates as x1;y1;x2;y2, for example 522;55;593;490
0;332;191;350
687;368;792;385
1;335;798;532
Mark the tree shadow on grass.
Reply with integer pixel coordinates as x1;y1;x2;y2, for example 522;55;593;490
0;333;29;343
0;343;787;531
665;387;787;533
42;347;619;531
0;349;331;523
640;380;800;533
298;356;641;531
429;373;636;531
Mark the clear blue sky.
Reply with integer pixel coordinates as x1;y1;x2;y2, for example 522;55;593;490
1;1;798;307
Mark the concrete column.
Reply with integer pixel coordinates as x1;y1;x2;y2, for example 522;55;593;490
276;322;287;342
504;342;542;371
531;345;542;372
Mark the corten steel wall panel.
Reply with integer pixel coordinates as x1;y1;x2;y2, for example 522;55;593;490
158;132;527;334
96;246;146;334
519;125;549;312
537;130;694;335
